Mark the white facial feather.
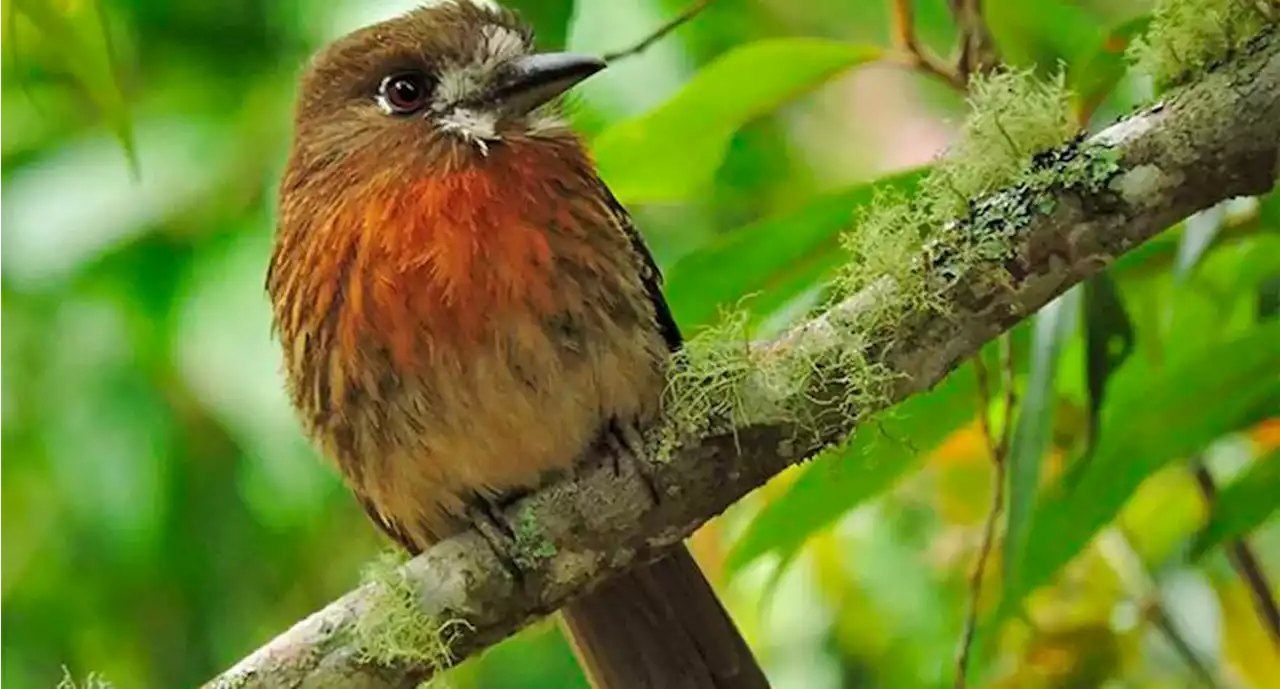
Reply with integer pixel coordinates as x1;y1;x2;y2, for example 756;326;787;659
438;108;498;154
432;65;485;107
430;23;531;148
479;25;526;68
424;19;565;149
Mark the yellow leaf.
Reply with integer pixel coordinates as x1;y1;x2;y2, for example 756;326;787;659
1217;579;1280;687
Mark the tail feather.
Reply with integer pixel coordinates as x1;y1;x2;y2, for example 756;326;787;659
561;545;770;689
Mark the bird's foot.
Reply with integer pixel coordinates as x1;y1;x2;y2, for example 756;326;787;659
464;493;526;584
603;418;662;507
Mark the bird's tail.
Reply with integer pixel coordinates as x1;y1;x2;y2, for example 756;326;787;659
560;544;771;689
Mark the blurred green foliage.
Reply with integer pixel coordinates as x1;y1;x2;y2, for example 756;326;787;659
3;1;1278;689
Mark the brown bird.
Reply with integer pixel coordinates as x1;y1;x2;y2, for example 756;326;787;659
266;2;769;688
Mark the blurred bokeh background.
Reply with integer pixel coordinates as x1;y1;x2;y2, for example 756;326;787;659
4;0;1277;687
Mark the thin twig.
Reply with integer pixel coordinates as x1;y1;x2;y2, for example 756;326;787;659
1225;541;1280;646
955;337;1016;688
890;0;967;92
602;0;715;63
995;336;1017;459
1191;462;1280;647
948;0;999;82
1100;529;1222;688
955;484;1003;689
1147;597;1222;688
972;356;996;456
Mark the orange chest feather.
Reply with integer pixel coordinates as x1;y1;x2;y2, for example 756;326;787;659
327;147;615;364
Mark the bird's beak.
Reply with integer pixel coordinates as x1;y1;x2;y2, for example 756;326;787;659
488;53;606;115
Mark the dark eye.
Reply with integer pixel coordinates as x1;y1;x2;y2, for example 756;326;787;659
379;72;431;114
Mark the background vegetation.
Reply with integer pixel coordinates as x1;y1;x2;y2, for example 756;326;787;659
3;0;1277;688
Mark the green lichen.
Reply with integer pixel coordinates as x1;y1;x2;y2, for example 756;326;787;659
1129;0;1276;90
921;68;1077;222
839;67;1083;297
57;668;112;689
1018;140;1123;206
354;551;471;688
653;68;1112;458
656;310;758;460
513;505;557;568
654;302;870;459
853;68;1075;277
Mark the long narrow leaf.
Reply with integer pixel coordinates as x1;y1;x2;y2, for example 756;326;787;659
727;327;1029;577
1071;14;1153;121
592;39;881;204
1083;272;1135;453
506;0;574;50
985;0;1106;72
1190;448;1280;561
664;168;928;329
1002;288;1079;603
1013;319;1280;602
726;361;982;575
12;0;136;171
1176;204;1228;280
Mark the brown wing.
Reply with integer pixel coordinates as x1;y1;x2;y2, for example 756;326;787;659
601;187;683;353
357;494;423;555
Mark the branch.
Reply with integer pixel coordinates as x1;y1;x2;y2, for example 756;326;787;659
890;0;967;91
207;32;1280;689
948;0;999;82
602;0;715;63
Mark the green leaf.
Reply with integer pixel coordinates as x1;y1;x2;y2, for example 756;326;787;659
591;39;881;204
1082;273;1134;453
1176;204;1227;281
1258;185;1280;229
726;329;1029;577
506;0;575;51
12;0;137;173
1070;14;1153;121
1259;274;1280;321
726;363;978;575
985;0;1105;73
1010;319;1280;603
1001;289;1078;618
1190;448;1280;561
664;168;928;329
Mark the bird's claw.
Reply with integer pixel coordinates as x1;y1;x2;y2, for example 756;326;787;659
604;418;662;507
464;495;525;584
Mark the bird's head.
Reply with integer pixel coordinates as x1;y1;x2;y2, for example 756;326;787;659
288;0;604;171
269;1;616;372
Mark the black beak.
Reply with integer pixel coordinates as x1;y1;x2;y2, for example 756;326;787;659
488;53;606;115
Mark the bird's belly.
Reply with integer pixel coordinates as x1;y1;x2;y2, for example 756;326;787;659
326;313;668;548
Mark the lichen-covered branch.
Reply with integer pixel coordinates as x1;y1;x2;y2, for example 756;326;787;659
207;30;1280;689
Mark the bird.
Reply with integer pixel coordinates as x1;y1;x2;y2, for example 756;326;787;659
265;2;770;688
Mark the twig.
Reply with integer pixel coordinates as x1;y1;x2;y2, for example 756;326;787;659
602;0;715;63
948;0;999;82
955;494;1000;689
1099;529;1222;688
890;0;967;91
955;336;1016;688
996;336;1017;458
1191;461;1280;646
1146;596;1222;687
972;357;996;455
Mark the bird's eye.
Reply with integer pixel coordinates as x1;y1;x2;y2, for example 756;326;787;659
379;72;431;114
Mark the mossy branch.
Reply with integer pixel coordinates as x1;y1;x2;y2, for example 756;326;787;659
205;28;1280;689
